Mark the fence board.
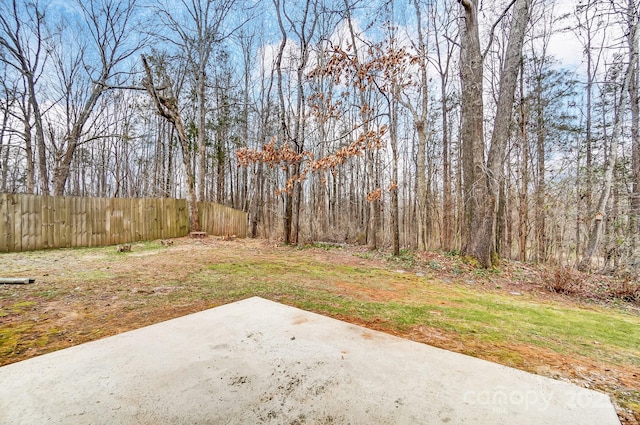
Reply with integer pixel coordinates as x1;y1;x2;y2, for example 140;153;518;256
40;195;49;249
10;195;21;252
32;195;42;250
0;195;7;252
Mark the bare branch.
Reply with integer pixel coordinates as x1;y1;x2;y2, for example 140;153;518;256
482;0;518;59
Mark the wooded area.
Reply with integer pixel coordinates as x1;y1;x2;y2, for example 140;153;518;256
0;0;639;273
0;193;246;252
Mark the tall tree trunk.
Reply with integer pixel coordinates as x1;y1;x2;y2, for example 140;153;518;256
415;120;428;251
251;162;263;238
23;115;35;194
390;86;400;256
0;99;10;192
518;67;529;262
459;0;488;264
460;0;530;267
273;0;293;244
535;84;546;262
629;0;640;266
27;78;49;195
582;8;595;258
410;0;429;252
198;66;207;202
441;76;452;251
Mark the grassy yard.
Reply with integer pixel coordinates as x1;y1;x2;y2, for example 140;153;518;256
1;237;639;423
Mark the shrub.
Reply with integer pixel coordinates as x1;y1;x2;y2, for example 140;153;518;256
542;266;580;295
613;280;640;303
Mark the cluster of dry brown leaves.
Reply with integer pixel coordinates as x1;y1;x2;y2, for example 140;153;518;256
236;138;310;169
236;126;388;197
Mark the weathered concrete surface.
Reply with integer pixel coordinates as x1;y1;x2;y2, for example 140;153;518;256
0;297;620;424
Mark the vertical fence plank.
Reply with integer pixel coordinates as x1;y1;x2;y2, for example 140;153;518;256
0;194;7;252
11;194;21;252
40;195;49;249
48;195;55;249
32;195;41;250
21;195;30;250
117;198;126;244
89;197;96;247
46;196;54;249
105;198;112;246
179;200;188;236
94;197;100;246
110;198;117;245
166;199;175;237
52;196;60;248
156;198;163;239
5;195;13;252
63;196;72;248
150;199;158;241
122;198;130;243
24;195;35;250
71;196;78;248
134;199;141;241
98;197;107;246
79;196;87;248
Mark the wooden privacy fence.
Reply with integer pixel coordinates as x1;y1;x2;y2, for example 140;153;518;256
197;201;247;239
0;193;247;253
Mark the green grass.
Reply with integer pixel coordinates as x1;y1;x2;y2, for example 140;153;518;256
179;257;640;370
0;301;37;318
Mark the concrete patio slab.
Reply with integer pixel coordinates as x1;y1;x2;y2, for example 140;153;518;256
0;297;620;424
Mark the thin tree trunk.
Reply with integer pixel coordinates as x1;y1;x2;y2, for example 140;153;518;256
579;16;638;271
412;0;429;252
273;0;293;244
344;0;376;249
28;79;48;195
198;66;207;201
441;77;452;251
390;86;400;256
518;66;529;262
0;100;10;191
629;0;640;266
251;162;263;238
535;85;546;262
23;115;35;194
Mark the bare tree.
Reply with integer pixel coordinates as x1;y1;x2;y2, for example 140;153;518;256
459;0;531;267
627;0;640;267
272;0;320;244
399;0;431;252
573;0;610;260
579;0;639;271
154;0;239;203
141;54;201;231
432;1;457;252
50;0;143;195
0;0;50;194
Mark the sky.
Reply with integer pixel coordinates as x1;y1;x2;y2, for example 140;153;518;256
547;0;586;69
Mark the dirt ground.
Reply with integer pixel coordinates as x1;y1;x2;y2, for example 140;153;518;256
1;237;639;424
